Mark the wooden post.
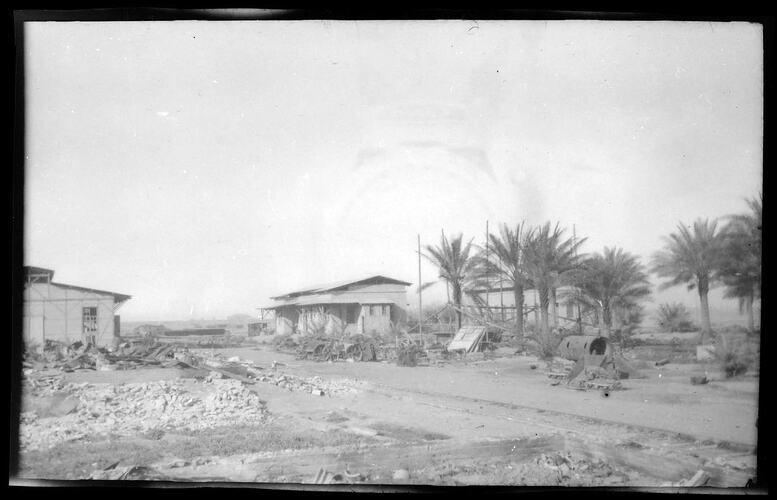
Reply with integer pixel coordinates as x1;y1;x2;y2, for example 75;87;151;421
417;234;423;336
499;252;505;322
573;224;583;335
485;220;490;309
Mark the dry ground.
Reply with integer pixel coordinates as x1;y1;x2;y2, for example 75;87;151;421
14;343;759;487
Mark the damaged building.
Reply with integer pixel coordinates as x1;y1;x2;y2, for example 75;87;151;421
22;266;132;347
268;275;411;335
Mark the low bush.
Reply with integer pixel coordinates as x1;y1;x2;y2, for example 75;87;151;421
526;332;560;360
714;334;755;378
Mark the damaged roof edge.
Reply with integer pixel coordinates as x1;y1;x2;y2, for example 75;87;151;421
49;281;132;303
270;275;412;300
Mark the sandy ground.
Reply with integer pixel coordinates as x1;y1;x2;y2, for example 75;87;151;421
15;344;759;487
215;346;759;446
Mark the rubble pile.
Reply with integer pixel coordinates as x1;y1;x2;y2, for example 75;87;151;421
272;334;299;353
533;451;628;485
24;339;188;373
20;378;268;452
255;371;364;396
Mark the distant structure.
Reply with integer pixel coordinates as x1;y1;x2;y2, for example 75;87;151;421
465;285;597;331
22;266;131;347
267;275;411;335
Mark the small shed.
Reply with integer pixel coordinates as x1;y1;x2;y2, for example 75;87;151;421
23;266;131;347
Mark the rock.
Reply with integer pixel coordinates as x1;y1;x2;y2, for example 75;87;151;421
348;426;378;437
392;469;410;481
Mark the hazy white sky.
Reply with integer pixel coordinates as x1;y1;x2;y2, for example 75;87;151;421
24;20;762;321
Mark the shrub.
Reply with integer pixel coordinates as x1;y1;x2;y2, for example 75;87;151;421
656;303;696;333
396;344;422;366
714;334;755;378
526;332;560;360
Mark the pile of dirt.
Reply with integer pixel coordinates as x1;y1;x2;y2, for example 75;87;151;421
19;377;268;452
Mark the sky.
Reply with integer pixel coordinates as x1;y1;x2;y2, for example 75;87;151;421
24;20;763;322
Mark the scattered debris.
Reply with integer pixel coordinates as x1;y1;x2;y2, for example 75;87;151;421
392;469;411;481
668;469;710;487
313;465;364;484
297;335;381;362
20;378;269;452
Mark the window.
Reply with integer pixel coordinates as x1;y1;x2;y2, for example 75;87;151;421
82;307;98;333
346;305;358;323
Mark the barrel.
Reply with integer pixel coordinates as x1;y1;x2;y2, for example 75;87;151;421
557;335;609;361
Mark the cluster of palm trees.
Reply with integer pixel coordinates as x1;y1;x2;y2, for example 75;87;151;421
422;193;761;344
651;193;762;343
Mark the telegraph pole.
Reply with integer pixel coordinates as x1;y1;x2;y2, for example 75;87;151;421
573;224;583;335
417;234;423;335
485;220;490;309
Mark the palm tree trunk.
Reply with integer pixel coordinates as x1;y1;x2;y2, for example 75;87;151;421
698;287;712;344
549;287;558;330
601;301;612;338
612;306;622;331
746;292;755;334
538;286;550;336
513;284;525;337
453;283;463;330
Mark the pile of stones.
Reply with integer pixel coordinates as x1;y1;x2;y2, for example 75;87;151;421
19;377;268;452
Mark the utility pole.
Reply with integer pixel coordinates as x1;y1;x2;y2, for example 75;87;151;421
485;220;490;310
417;234;423;336
499;252;505;322
573;224;583;335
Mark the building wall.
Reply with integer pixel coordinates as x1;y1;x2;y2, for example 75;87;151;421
360;303;393;334
272;281;410;336
275;307;298;335
23;282;118;346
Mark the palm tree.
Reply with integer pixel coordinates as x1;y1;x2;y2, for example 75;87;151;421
474;222;534;337
719;194;762;333
650;218;722;344
575;247;652;337
423;231;478;330
523;222;587;336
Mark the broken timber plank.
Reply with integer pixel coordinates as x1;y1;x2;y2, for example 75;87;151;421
177;358;255;384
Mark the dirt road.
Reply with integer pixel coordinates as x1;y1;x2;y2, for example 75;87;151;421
218;346;758;446
17;344;758;486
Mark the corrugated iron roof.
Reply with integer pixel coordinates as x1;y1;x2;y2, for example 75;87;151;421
270;275;411;300
49;281;132;303
24;266;55;279
447;325;488;352
267;294;400;309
